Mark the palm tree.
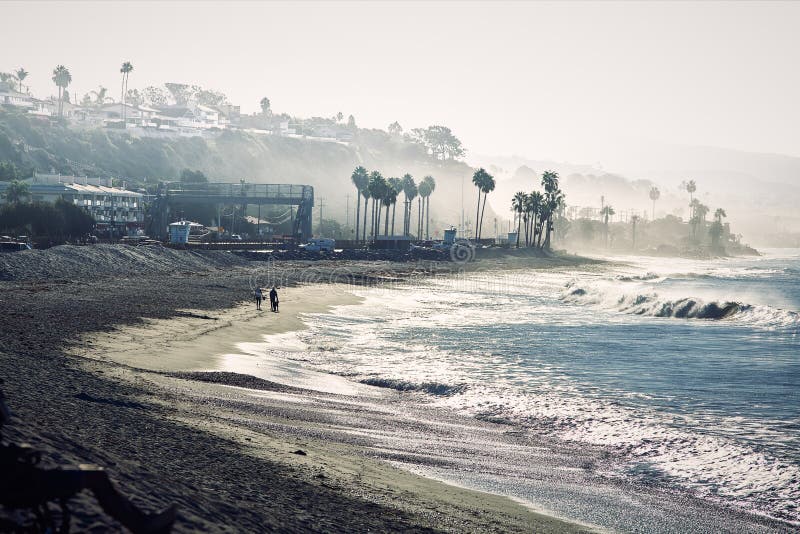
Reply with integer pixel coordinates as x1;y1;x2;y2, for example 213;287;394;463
540;171;562;249
91;86;113;107
361;175;372;243
15;68;28;94
631;215;640;249
51;65;72;118
683;179;697;219
511;191;526;248
714;208;727;223
3;180;30;204
120;61;134;127
528;191;543;247
422;175;436;239
387;177;402;236
382;184;398;236
401;174;417;237
601;205;615;247
649;186;660;220
472;168;495;241
351;166;369;243
368;171;386;241
417;180;432;239
472;168;487;240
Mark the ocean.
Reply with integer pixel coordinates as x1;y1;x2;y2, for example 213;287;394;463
262;249;800;529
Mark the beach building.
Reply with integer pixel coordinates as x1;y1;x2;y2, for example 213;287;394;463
0;174;145;235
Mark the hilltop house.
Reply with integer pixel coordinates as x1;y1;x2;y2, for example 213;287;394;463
0;82;35;111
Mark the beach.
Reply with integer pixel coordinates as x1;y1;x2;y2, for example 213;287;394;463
0;246;593;532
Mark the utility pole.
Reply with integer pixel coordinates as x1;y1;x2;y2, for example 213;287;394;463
318;197;326;236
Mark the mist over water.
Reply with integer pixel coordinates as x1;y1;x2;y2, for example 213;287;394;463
263;251;800;525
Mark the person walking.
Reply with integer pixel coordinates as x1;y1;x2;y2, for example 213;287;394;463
254;287;263;311
269;286;279;313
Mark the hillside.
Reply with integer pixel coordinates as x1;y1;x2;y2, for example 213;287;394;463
0;111;488;237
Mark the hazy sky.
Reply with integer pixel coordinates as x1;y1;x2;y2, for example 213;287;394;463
2;1;799;165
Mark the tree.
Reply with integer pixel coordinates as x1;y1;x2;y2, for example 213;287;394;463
388;121;403;136
120;61;133;127
387;177;402;236
401;174;417;237
411;125;465;160
683;179;697;219
142;86;169;107
649;186;660;220
530;191;544;247
382;183;398;236
260;97;271;115
511;191;526;248
540;171;562;249
0;162;22;182
15;68;28;94
90;86;113;107
421;175;435;239
472;168;495;240
347;115;356;129
417;180;431;239
52;65;72;118
126;88;142;107
351;166;369;243
180;169;208;183
631;215;640;249
367;171;386;241
601;205;615;247
709;210;726;250
3;180;30;204
0;73;17;91
336;112;344;122
164;83;192;105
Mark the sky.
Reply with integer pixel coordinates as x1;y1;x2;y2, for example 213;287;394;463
2;1;799;165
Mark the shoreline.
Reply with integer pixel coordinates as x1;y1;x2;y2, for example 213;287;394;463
0;248;599;532
2;246;791;532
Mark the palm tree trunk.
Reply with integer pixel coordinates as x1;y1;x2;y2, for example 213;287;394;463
474;190;481;240
516;215;521;248
391;203;396;236
355;189;361;244
364;198;370;243
384;204;389;236
426;197;431;239
478;193;488;241
417;197;422;239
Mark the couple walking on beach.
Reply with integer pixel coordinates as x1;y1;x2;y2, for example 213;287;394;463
254;286;279;312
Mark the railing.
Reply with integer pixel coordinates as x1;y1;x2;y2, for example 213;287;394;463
164;182;312;200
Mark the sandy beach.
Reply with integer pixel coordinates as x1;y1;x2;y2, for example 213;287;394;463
0;246;595;532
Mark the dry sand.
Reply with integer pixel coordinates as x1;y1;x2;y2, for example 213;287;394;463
0;248;598;532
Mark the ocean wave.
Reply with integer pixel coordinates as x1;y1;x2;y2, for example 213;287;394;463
563;285;800;328
359;377;467;396
615;272;661;282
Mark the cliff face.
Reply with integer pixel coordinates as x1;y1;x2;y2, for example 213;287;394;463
0;112;493;237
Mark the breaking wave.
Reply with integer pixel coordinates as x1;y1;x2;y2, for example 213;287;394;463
563;285;800;329
359;377;467;396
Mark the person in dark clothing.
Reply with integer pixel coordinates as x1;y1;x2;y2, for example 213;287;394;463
269;287;279;313
254;287;263;310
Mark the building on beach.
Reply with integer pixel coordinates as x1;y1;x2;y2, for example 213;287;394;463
0;174;145;235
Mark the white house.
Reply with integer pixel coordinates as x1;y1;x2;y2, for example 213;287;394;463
0;82;35;110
